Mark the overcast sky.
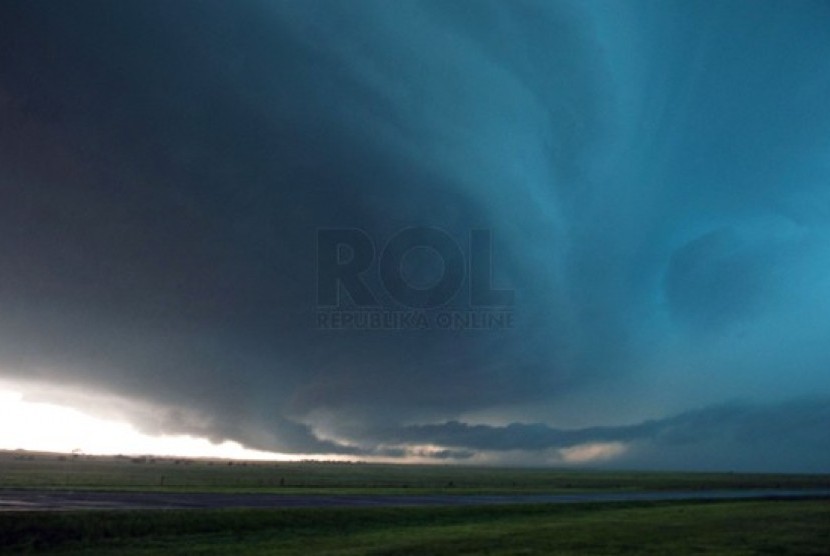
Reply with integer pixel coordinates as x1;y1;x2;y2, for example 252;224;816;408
1;0;829;471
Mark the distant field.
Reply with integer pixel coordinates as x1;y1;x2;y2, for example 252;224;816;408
2;450;830;494
1;499;829;554
3;452;829;554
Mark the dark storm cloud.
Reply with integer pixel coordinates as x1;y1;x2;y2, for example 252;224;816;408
1;0;830;469
363;398;830;472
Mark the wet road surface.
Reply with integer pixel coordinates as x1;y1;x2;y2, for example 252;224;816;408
1;489;829;511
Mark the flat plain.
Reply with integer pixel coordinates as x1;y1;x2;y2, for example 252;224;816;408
3;450;830;494
1;450;829;554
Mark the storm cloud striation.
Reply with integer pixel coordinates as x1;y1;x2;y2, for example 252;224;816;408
1;0;829;471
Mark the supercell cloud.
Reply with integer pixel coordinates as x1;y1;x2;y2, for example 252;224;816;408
1;0;829;471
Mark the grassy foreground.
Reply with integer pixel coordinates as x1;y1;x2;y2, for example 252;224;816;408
1;499;829;554
3;453;829;553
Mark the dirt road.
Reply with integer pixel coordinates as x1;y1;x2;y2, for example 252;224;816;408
1;489;829;511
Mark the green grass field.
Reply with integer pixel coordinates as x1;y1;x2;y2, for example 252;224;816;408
1;499;829;554
2;450;829;494
3;452;829;554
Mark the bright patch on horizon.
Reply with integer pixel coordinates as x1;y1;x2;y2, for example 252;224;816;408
0;389;291;460
559;442;627;463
